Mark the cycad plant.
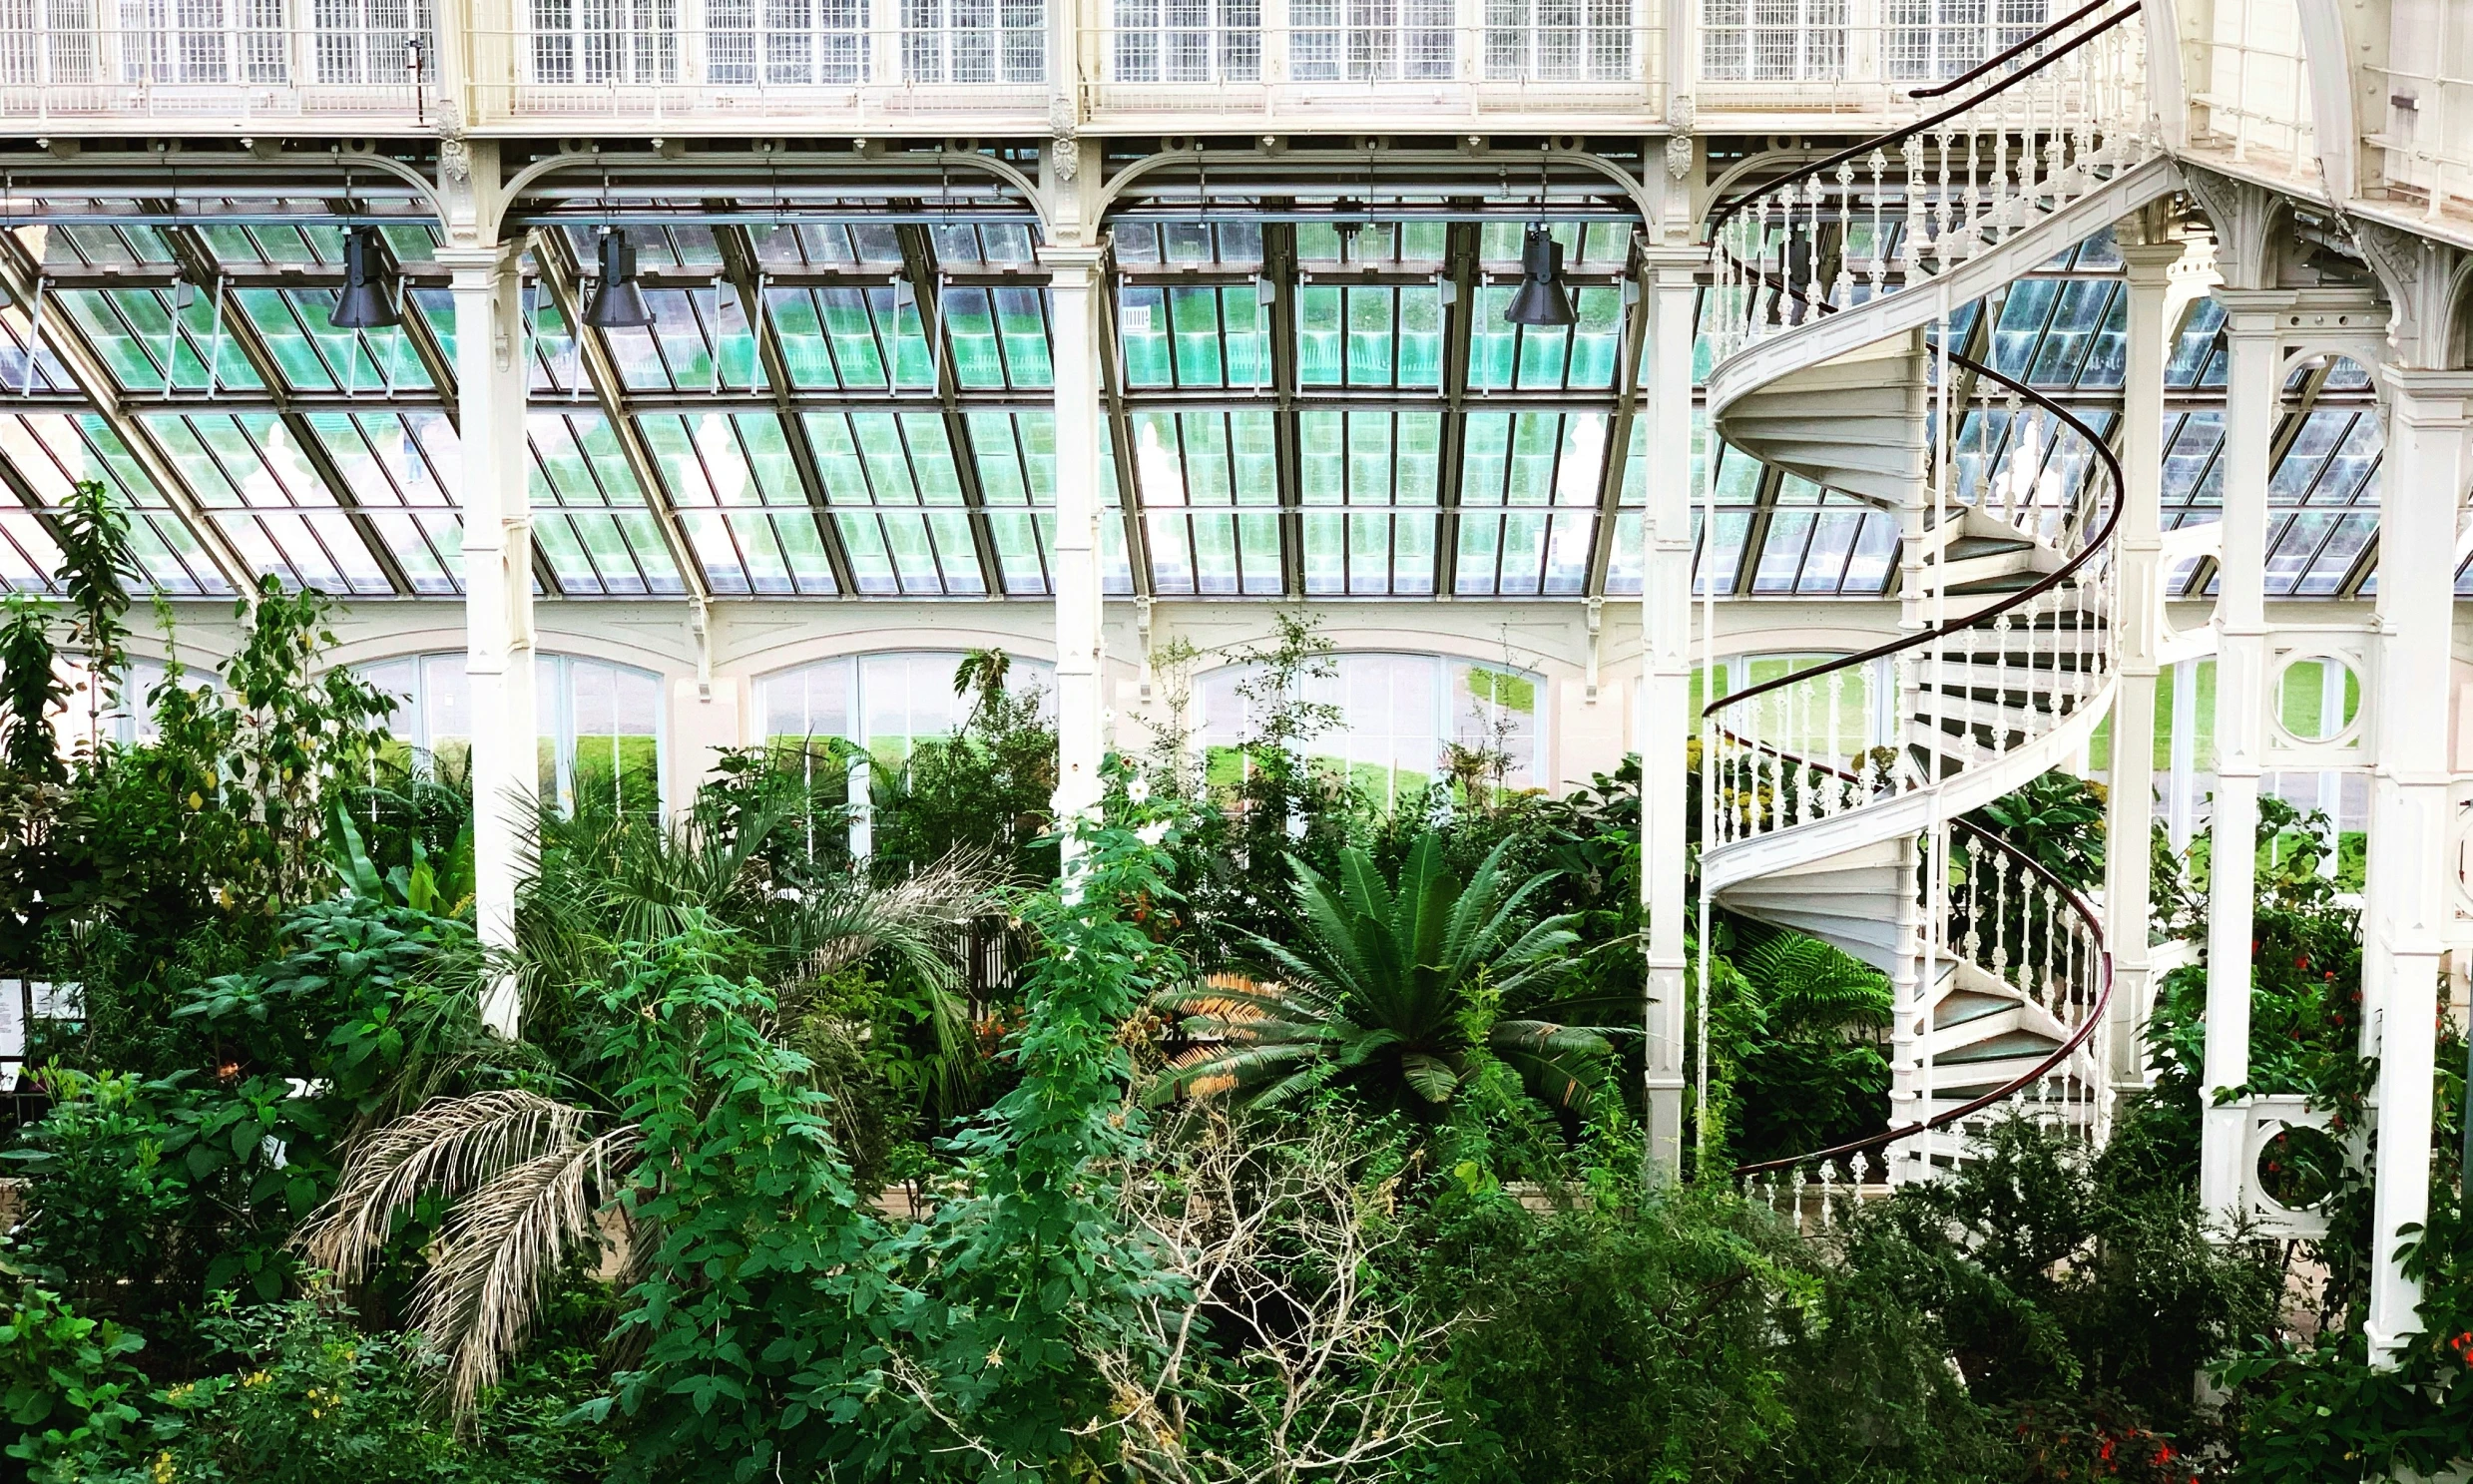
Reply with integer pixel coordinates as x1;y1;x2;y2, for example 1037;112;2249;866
1153;833;1624;1116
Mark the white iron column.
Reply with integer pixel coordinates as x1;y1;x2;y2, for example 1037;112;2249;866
1045;245;1109;852
441;242;537;1038
2364;369;2473;1362
1639;248;1695;1182
2197;296;2279;1219
2105;232;2179;1112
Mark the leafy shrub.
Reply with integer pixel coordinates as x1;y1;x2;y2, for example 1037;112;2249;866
0;1280;146;1472
44;1290;616;1484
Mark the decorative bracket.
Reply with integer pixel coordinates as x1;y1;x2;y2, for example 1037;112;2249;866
1585;596;1605;703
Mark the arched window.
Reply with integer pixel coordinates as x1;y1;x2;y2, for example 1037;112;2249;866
757;649;1055;764
755;649;1055;857
359;651;665;820
1195;651;1541;809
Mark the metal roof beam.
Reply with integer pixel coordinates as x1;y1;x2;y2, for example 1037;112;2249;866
708;216;859;597
152;212;417;596
530;228;713;605
0;229;258;596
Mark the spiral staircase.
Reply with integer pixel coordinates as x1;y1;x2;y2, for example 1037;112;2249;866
1696;2;2179;1199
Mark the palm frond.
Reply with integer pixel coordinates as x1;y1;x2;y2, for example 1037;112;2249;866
1493;1042;1611;1110
412;1123;641;1413
1288;856;1386;1003
301;1091;594;1286
1398;1050;1461;1105
1152;1040;1342;1105
1490;1019;1618;1057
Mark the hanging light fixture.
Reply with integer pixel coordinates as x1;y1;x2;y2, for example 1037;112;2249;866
585;229;654;329
331;226;402;330
1504;225;1574;327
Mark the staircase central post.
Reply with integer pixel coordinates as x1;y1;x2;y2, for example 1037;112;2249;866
2105;219;2183;1125
1640;244;1699;1184
2197;291;2285;1221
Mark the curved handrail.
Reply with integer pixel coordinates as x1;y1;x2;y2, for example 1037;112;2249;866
1705;1;2140;239
1731;817;2111;1179
1701;259;2122;722
1907;0;2125;99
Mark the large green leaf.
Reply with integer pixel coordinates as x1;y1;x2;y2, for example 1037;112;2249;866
1398;1051;1461;1105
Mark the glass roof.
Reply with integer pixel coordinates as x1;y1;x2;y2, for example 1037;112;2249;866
0;212;2401;603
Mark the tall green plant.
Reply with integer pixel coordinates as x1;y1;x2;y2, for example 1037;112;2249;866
55;478;135;759
867;778;1191;1477
590;932;887;1481
0;594;63;783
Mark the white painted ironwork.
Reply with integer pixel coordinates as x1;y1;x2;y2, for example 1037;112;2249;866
1705;1;2136;1197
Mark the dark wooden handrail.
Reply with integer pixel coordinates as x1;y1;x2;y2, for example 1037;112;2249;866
1705;1;2140;239
1908;0;2125;99
1731;816;2113;1179
1701;254;2122;721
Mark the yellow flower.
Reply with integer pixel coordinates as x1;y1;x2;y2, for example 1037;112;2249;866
165;1383;195;1403
242;1370;269;1389
151;1449;176;1484
187;790;204;810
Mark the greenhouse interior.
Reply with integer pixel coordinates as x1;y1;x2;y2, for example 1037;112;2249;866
6;0;2473;1479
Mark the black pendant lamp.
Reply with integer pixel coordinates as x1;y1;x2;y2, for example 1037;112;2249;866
1504;225;1575;327
585;230;654;329
331;226;402;330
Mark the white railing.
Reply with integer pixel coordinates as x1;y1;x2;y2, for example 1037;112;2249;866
1077;3;1661;117
1701;348;2118;846
2365;60;2473;225
467;0;1049;121
2183;0;2315;179
0;0;436;121
1738;815;2110;1210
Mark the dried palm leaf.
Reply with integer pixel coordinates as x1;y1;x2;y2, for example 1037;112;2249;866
301;1090;592;1286
412;1123;641;1413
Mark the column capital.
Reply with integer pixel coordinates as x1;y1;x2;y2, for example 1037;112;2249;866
434;242;520;286
1037;244;1110;280
2215;287;2299;336
2379;365;2473;426
2117;241;2186;282
1636;243;1703;286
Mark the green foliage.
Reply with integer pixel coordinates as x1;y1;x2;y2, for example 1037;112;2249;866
0;1279;147;1470
870;648;1059;883
1717;931;1891;1168
589;931;887;1482
876;786;1193;1475
52;1290;617;1484
1421;1179;2006;1484
1172;611;1357;957
1851;1117;2282;1465
1156;833;1618;1118
1969;770;2106;891
11;892;503;1323
0;594;65;782
56;477;136;758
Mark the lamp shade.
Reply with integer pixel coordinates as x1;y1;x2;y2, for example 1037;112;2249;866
585;231;655;329
1503;226;1575;327
331;227;401;330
